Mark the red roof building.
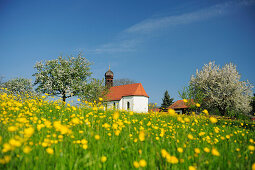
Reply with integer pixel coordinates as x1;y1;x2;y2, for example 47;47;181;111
104;68;149;113
167;99;194;114
106;83;149;101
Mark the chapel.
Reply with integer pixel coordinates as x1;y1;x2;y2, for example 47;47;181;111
105;68;149;113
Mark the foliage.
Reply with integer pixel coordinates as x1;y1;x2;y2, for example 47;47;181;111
160;90;174;112
79;78;108;103
0;91;254;169
190;61;253;116
113;78;136;86
0;77;35;97
33;54;91;102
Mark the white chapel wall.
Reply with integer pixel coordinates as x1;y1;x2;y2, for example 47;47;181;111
133;96;148;113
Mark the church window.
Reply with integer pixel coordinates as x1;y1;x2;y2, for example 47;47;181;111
127;102;130;110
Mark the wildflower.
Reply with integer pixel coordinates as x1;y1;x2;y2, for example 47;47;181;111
194;148;200;154
210;117;218;124
184;117;190;123
177;147;183;153
199;132;205;136
113;112;119;120
2;143;12;153
133;161;139;168
139;159;147;167
161;149;168;158
139;131;145;141
24;127;34;138
46;148;54;155
195;103;200;107
101;156;107;163
168;109;176;116
202;109;209;115
99;97;103;101
8;126;17;132
23;146;32;154
0;155;11;164
204;147;210;153
166;155;179;164
211;148;220;156
252;163;255;170
71;117;80;124
189;166;196;170
95;135;100;140
183;99;188;103
248;145;255;151
82;144;88;149
9;138;21;147
188;134;194;140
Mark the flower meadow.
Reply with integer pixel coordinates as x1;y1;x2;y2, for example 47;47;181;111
0;92;254;170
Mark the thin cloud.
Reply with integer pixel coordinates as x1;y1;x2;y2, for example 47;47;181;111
87;0;254;54
125;0;254;34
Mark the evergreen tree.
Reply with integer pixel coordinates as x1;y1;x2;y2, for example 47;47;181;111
160;90;174;112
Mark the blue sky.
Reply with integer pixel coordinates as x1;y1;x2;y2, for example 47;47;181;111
0;0;255;105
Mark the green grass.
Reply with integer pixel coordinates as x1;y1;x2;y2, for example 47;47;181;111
0;93;254;170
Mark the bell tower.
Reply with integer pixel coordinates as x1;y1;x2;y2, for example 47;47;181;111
105;66;114;88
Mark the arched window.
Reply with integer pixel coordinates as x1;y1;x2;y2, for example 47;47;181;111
127;102;130;110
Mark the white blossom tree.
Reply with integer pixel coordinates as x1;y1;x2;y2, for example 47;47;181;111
1;77;35;97
33;54;91;102
190;61;253;116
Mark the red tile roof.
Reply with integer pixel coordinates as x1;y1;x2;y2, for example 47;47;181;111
168;99;194;109
106;83;149;101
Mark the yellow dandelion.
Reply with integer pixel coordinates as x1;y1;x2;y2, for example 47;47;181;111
168;109;176;116
248;145;255;151
46;148;54;155
177;147;183;153
252;163;255;170
166;155;179;164
139;131;145;142
139;159;147;167
23;146;32;154
209;117;218;124
194;148;200;154
101;156;107;163
195;103;200;107
204;147;210;153
211;148;220;156
202;109;209;115
133;161;139;168
95;135;100;140
161;149;168;158
189;166;196;170
188;134;194;140
183;99;188;103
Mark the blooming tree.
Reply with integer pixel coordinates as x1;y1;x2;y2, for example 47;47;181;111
33;54;91;102
1;77;34;97
190;61;253;116
79;78;108;103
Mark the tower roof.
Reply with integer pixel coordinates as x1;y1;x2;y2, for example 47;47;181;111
106;83;149;101
105;66;114;77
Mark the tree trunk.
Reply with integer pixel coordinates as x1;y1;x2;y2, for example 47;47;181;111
218;107;226;116
62;92;66;103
